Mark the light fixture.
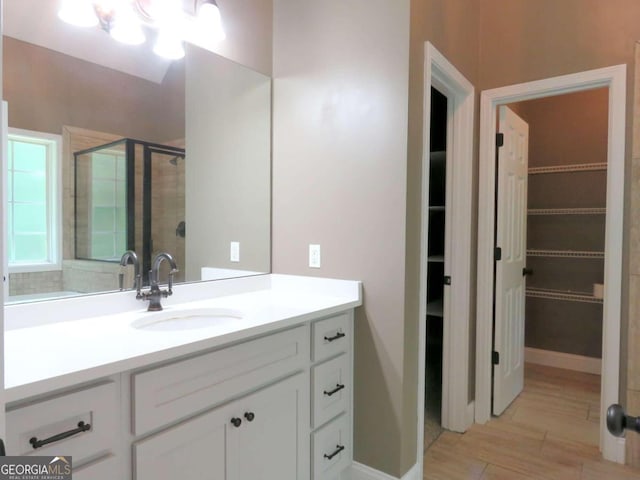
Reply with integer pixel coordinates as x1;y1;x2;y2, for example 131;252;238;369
196;0;225;44
57;0;226;59
58;0;99;28
109;2;146;45
153;30;185;60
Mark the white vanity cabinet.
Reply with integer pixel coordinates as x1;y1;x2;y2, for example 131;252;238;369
130;311;354;480
6;305;356;480
6;381;120;480
134;373;307;480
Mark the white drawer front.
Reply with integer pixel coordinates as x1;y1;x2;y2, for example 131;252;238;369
6;381;118;463
73;455;119;480
133;325;308;435
312;354;349;428
312;313;350;362
312;414;350;480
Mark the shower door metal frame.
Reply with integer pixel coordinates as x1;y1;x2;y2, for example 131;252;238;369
74;138;185;286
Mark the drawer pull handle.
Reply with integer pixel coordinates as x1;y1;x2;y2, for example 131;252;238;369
29;421;91;449
244;412;255;422
324;331;346;343
231;417;242;428
324;384;345;396
324;444;345;460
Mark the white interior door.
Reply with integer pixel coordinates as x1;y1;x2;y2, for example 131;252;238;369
493;105;529;416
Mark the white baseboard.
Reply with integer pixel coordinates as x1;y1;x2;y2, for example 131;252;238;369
525;347;601;375
349;462;420;480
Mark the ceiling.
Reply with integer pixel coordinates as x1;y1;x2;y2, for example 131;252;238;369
3;0;174;84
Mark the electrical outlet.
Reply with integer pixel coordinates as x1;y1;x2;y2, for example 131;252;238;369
309;244;321;268
230;241;240;262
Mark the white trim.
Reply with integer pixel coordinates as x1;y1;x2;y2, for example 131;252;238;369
525;347;602;375
349;462;420;480
6;127;63;273
466;400;475;426
416;42;475;473
475;64;626;464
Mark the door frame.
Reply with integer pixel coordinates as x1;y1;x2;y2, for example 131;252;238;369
417;42;475;463
475;65;626;463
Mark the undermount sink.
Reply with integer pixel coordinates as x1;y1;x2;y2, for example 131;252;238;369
131;307;244;331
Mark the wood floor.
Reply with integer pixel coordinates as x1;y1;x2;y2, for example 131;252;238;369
423;363;640;479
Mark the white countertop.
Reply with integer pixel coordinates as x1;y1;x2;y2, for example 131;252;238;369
4;274;362;403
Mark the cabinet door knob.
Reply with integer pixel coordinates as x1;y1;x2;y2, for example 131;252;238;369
244;412;255;422
230;417;242;428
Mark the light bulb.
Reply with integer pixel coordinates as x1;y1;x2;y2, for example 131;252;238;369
154;30;185;60
110;4;146;45
58;0;99;28
197;1;225;44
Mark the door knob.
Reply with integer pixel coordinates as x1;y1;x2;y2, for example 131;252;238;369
230;417;242;428
606;404;640;437
522;267;533;276
244;412;255;422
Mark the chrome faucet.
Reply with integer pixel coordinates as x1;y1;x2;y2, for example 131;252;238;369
140;252;179;311
119;250;141;297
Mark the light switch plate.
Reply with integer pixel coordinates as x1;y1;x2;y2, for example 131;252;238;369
230;241;240;262
309;244;321;268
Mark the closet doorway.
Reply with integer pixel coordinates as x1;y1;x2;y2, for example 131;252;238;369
476;65;626;463
417;42;475;471
423;86;447;451
488;90;608;448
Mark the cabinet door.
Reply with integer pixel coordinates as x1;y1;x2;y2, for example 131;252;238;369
229;373;308;480
134;402;232;480
134;373;308;480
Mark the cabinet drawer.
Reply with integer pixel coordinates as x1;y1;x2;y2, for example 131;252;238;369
132;325;308;435
73;455;119;480
312;354;349;427
6;381;118;463
312;313;350;362
312;414;350;480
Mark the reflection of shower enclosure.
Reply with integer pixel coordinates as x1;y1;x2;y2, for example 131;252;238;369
74;139;186;286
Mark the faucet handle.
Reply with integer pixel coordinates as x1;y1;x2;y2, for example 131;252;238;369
167;269;178;295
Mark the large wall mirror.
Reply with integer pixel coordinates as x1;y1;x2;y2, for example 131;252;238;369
2;0;271;304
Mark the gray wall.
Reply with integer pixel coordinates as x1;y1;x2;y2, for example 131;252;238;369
185;45;271;280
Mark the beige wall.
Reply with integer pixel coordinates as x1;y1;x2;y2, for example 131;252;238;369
3;36;184;142
272;0;411;475
626;44;640;467
212;0;273;76
185;45;271;281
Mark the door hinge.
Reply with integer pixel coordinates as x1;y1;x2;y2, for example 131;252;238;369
494;247;502;261
492;351;500;365
443;275;451;285
496;133;504;147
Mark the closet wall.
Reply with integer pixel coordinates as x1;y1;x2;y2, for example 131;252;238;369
511;88;609;360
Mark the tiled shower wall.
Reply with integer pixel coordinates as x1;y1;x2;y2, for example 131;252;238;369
9;271;63;296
